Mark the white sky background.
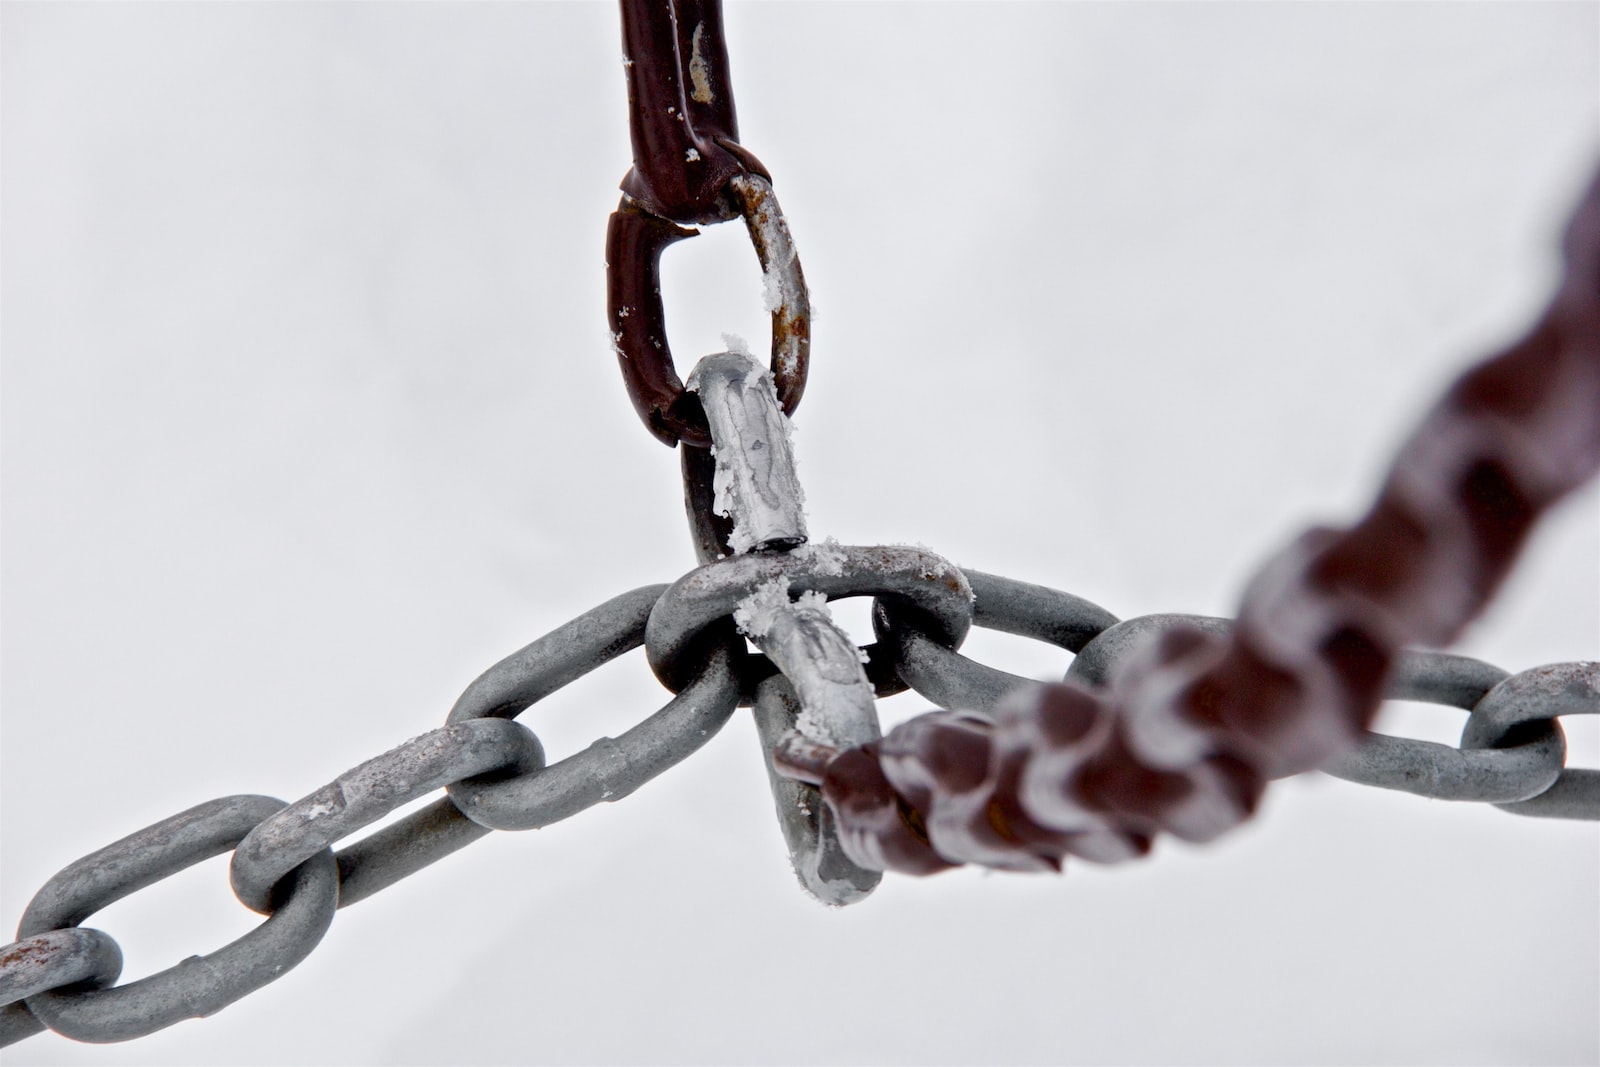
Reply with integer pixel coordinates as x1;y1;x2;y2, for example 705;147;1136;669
3;2;1597;1064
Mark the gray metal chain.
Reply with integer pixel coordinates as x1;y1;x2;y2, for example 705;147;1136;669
3;352;1594;1049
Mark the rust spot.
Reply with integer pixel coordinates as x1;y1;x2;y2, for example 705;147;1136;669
1;939;51;967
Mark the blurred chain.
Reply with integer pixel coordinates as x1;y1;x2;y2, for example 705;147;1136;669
773;169;1600;876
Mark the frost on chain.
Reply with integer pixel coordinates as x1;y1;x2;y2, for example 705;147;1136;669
708;446;746;552
896;541;968;595
690;351;807;554
762;255;798;314
734;577;793;639
793;590;830;618
736;578;876;751
792;537;847;577
741;358;770;392
782;595;875;749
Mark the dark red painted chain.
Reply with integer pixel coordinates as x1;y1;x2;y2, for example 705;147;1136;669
614;0;764;224
779;172;1600;875
605;0;807;447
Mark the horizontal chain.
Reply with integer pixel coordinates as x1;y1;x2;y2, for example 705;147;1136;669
4;546;1593;1045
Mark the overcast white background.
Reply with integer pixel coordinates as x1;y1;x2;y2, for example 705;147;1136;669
3;3;1597;1064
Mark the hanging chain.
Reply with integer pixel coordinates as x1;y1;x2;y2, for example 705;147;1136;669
4;0;1597;1049
605;0;808;449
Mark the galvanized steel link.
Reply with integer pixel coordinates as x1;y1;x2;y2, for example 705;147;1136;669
447;641;742;831
336;585;675;904
1465;662;1600;819
753;674;882;904
16;796;339;1044
0;929;122;1008
0;929;123;1046
442;584;742;831
230;719;545;914
1322;652;1568;803
644;543;975;698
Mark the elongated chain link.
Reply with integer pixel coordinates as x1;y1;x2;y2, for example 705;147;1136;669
606;0;809;447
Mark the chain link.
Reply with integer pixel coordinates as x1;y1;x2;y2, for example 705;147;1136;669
11;796;339;1044
606;0;809;447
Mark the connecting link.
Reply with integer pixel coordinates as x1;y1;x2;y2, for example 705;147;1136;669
686;350;882;904
741;583;883;904
686;351;808;554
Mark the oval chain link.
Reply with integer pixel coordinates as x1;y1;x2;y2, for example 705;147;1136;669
16;796;339;1044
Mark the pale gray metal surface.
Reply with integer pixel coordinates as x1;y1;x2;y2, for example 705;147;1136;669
644;543;974;694
441;580;742;831
745;590;880;750
1323;653;1566;803
0;929;121;1045
686;351;808;554
752;677;881;904
230;719;545;913
1468;662;1600;819
448;641;741;831
17;796;338;1044
744;596;884;902
333;798;490;909
447;585;669;720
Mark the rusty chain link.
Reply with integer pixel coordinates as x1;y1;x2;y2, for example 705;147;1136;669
5;0;1597;1050
606;0;809;447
